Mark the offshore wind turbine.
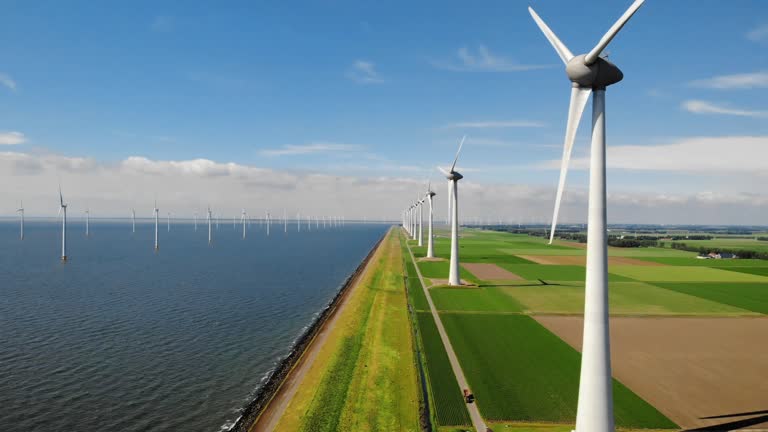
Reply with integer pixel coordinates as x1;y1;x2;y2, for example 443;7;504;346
85;208;90;237
241;209;247;239
284;209;287;233
529;2;645;430
438;135;466;286
207;206;212;245
153;201;159;250
58;187;68;261
194;211;198;232
131;208;136;234
17;201;24;240
266;211;271;236
426;182;436;258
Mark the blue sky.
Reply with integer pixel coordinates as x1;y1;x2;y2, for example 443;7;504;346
1;0;767;223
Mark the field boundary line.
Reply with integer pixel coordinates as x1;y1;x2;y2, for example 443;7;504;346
403;229;488;432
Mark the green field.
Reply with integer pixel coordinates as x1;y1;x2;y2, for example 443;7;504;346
417;260;480;284
415;312;471;426
607;247;696;257
439;313;677;428
639;257;768;267
721;266;768;277
608;265;768;282
653;282;768;314
497;282;754;316
498;263;633;282
670;238;768;253
430;287;525;312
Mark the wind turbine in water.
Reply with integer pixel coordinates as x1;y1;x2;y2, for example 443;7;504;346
85;208;90;237
17;201;24;240
58;187;68;261
529;1;645;430
167;212;171;232
426;182;436;258
153;201;159;251
131;208;136;234
241;209;247;239
194;211;198;232
438;135;466;286
207;206;213;245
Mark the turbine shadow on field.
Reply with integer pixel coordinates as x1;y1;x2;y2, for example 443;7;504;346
478;280;560;288
685;411;768;431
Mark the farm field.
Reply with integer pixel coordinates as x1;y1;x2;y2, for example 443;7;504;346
670;237;768;253
274;229;420;432
404;227;768;431
439;313;676;428
536;315;768;430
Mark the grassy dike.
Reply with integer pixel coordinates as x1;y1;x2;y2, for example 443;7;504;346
272;227;421;431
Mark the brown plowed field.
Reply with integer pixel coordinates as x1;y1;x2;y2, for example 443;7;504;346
519;255;665;266
534;315;768;430
462;263;523;280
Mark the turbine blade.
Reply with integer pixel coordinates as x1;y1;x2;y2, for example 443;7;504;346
437;166;450;176
59;186;63;206
450;135;466;172
584;0;645;65
528;7;574;65
549;86;592;245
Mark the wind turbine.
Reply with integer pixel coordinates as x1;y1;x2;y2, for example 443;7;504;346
17;201;24;240
194;211;198;232
241;209;247;239
131;208;136;234
284;209;287;233
426;182;436;258
529;2;645;431
207;206;212;245
58;187;68;261
266;211;271;236
167;212;171;232
153;200;159;251
85;208;90;237
297;211;301;232
438;135;466;286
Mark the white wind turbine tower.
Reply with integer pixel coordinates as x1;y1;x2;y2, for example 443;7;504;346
167;212;171;232
194;211;198;232
284;209;287;233
529;2;645;431
426;182;436;258
17;201;24;240
266;211;271;236
417;196;424;247
85;208;90;237
297;211;301;232
241;209;247;239
58;187;68;261
438;135;466;286
131;208;136;234
207;206;212;245
153;201;159;250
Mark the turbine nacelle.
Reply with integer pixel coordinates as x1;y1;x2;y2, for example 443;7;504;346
445;171;463;181
566;55;623;89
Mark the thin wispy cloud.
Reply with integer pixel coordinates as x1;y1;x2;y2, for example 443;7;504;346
151;16;175;32
431;45;550;72
0;131;26;145
682;100;768;118
444;120;546;129
747;24;768;42
544;135;768;173
0;73;16;91
345;60;384;84
689;71;768;89
260;142;364;157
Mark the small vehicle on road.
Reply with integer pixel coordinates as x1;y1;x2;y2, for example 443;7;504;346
463;388;474;403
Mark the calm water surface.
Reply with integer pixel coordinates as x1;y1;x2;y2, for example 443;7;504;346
0;220;387;432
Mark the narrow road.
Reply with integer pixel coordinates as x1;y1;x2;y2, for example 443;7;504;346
248;231;384;432
404;230;488;432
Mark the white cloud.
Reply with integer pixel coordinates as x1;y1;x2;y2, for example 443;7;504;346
432;45;551;72
689;71;768;89
1;150;767;224
0;73;16;91
550;136;768;174
747;24;768;42
444;120;546;129
0;131;26;145
345;60;384;84
259;142;364;157
682;100;768;118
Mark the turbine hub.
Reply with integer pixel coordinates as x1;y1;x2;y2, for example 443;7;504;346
427;191;436;197
445;171;463;181
566;55;623;89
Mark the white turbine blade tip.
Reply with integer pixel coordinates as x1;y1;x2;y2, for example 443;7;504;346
585;0;645;65
528;6;574;65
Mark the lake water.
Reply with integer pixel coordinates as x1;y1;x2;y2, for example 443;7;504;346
0;219;388;432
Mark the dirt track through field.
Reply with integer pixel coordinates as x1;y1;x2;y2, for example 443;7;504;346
518;255;665;266
462;263;523;280
535;316;768;430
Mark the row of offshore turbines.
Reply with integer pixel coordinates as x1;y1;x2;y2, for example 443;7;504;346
13;187;347;262
403;2;647;432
